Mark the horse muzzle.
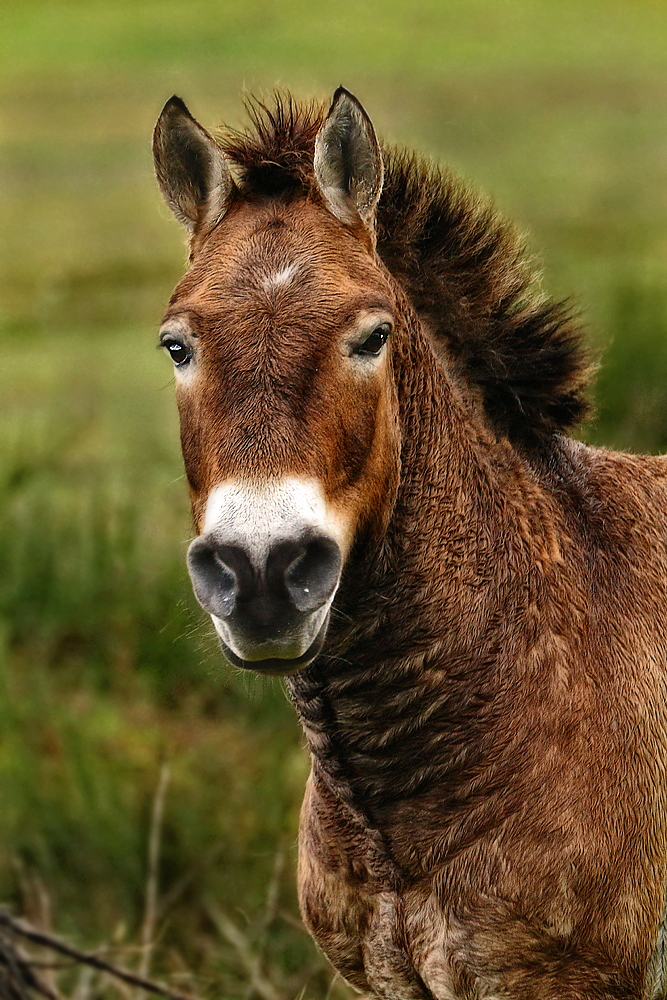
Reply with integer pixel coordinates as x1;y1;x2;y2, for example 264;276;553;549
187;530;342;674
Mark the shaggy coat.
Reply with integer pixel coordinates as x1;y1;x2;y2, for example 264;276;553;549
153;91;667;1000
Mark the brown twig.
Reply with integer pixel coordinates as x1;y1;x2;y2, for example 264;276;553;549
0;931;63;1000
0;914;196;1000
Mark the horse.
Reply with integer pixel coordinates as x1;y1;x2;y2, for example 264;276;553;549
152;87;667;999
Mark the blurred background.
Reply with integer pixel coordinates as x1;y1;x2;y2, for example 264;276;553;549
2;0;667;996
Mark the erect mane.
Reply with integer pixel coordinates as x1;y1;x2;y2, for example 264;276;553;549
219;94;326;196
219;94;592;450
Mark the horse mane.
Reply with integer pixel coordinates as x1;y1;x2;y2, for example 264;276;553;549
219;93;592;450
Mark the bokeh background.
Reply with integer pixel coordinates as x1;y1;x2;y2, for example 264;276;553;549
2;1;667;996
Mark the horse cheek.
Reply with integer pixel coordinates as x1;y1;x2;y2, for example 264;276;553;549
176;394;209;528
350;381;400;542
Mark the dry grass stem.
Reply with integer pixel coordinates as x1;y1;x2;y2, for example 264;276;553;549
207;905;286;1000
139;764;171;984
242;849;284;1000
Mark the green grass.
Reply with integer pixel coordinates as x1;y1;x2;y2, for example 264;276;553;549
2;0;667;996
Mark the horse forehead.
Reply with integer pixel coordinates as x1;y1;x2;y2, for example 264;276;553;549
231;236;315;292
176;201;389;323
203;198;376;285
186;244;358;323
227;220;352;288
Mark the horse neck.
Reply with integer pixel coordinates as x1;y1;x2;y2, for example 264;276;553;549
286;306;568;850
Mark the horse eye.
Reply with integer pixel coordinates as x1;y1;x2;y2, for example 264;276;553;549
355;323;391;357
163;340;192;366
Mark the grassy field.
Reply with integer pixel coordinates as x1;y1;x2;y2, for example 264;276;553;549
2;0;667;996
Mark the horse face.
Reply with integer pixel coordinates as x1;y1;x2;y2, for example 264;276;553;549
154;91;400;673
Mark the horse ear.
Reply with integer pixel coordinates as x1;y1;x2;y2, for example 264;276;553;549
314;87;384;232
153;96;234;233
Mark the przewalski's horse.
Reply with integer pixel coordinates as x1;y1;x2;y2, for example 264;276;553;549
152;88;667;999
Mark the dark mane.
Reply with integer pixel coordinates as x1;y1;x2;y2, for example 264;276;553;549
219;94;325;197
219;94;592;450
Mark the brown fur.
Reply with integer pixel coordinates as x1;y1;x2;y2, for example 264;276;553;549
156;93;667;999
218;94;592;450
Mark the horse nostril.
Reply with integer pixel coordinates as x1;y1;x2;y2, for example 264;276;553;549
188;532;342;624
187;538;254;618
281;536;342;612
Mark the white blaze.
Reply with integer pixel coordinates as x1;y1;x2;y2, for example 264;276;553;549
260;262;299;292
203;477;348;556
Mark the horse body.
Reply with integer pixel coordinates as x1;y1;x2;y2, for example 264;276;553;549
294;434;667;999
153;88;667;998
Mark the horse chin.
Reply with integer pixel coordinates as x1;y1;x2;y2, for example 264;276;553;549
217;615;330;676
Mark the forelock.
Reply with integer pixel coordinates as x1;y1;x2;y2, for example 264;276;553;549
218;92;325;198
